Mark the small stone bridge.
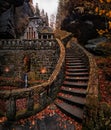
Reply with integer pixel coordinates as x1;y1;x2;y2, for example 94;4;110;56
0;37;98;125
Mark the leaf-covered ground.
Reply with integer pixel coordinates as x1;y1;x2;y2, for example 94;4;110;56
0;104;82;130
95;56;111;105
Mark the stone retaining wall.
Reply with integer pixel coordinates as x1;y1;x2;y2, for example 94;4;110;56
0;38;65;121
0;39;59;87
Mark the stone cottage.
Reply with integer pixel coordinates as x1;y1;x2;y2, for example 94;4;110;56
21;16;43;40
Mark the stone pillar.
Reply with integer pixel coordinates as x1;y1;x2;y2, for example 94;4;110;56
29;27;31;39
34;32;35;39
27;32;28;39
6;97;16;121
36;33;38;39
27;91;34;111
47;35;48;39
32;31;33;39
41;35;43;39
39;91;47;105
32;27;33;39
51;35;53;39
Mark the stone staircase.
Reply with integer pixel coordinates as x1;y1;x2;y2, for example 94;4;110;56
55;45;89;122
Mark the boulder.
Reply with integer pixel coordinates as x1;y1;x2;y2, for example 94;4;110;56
0;8;16;39
0;0;34;39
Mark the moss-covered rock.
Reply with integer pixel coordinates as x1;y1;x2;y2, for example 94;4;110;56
0;0;34;39
83;102;111;130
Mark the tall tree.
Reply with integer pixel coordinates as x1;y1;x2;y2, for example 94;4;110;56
94;0;111;33
56;0;67;28
56;0;100;29
45;12;49;26
50;14;56;29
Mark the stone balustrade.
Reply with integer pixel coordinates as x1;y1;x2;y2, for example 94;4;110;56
0;38;65;121
61;33;73;47
0;39;57;50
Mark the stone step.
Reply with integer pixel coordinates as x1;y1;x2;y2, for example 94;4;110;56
55;46;88;123
55;101;83;122
66;63;85;66
55;102;83;120
66;68;88;73
66;65;87;69
66;55;84;57
61;87;86;97
66;60;83;63
65;72;89;77
66;63;84;66
65;76;89;82
65;57;82;60
65;53;81;55
58;94;86;107
63;81;87;88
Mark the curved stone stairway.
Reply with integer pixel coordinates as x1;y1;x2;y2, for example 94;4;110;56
0;42;89;130
55;44;89;122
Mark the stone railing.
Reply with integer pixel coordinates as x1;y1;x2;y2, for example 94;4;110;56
61;33;73;47
76;44;98;97
0;39;57;50
70;38;98;103
0;38;65;121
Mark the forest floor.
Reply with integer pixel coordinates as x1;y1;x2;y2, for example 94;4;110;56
94;55;111;105
0;104;81;130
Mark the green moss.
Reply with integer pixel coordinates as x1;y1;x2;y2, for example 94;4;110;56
83;102;111;130
96;42;111;56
